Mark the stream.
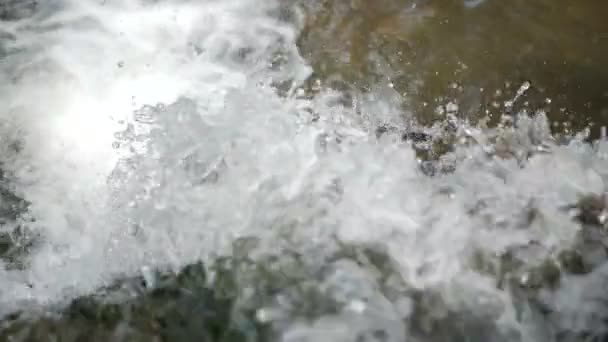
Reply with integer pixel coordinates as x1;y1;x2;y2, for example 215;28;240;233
1;1;608;341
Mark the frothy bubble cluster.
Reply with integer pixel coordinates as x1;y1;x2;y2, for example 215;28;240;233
0;0;607;341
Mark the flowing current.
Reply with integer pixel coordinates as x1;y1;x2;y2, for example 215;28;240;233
1;1;608;341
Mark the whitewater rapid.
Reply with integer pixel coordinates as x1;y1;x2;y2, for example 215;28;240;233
1;1;608;341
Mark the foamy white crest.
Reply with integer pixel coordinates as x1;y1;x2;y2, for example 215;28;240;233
0;0;308;312
1;0;608;340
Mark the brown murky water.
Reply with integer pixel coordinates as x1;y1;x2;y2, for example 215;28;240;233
296;0;608;136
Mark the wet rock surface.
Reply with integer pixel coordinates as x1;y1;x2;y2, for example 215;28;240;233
0;0;37;21
0;260;274;342
3;203;608;342
0;148;36;270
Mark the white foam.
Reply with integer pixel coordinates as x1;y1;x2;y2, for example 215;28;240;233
0;0;607;340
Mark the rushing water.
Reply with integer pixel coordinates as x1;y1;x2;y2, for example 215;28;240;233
1;0;608;341
298;0;608;134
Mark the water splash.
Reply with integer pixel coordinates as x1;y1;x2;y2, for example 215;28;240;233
1;0;608;341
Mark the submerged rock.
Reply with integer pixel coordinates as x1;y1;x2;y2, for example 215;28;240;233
0;237;552;341
0;164;36;270
0;261;273;342
2;221;608;342
0;0;37;21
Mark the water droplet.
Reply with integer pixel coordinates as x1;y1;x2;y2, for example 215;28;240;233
346;300;366;313
141;266;155;288
446;102;459;113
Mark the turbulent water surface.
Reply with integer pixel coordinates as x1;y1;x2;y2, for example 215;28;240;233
1;0;608;341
